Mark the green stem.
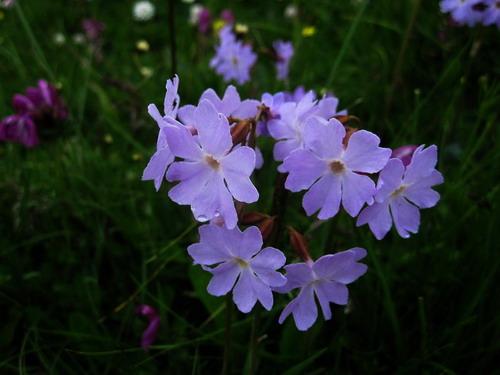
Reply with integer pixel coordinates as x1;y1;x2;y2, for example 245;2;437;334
222;295;232;375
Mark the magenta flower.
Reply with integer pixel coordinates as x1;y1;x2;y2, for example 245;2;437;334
440;0;486;26
142;75;180;191
268;93;347;170
82;18;105;42
178;85;259;126
198;7;212;33
12;80;68;121
210;26;256;85
282;117;391;219
220;9;235;25
136;304;160;351
0;114;38;148
357;145;444;239
391;145;418;167
188;224;287;313
273;40;294;81
165;99;258;228
278;248;368;331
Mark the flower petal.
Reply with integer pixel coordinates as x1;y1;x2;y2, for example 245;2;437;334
303;117;344;160
341;171;376;217
195;100;232;157
343;130;391;173
390;197;420;238
233;269;257;313
357;201;393;240
164;124;203;161
404;145;438;184
313;250;368;284
303;174;342;219
142;148;174;191
207;262;240;296
292;285;318;331
283;150;325;192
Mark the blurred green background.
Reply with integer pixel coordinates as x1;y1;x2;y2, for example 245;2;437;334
1;0;499;373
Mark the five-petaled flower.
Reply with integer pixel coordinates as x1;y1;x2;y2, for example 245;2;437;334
278;248;368;331
357;145;444;239
282;117;391;219
268;92;343;169
210;26;257;85
188;224;287;313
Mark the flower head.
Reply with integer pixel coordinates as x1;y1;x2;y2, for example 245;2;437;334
210;26;256;85
273;40;294;81
357;145;444;239
268;93;345;168
188;224;287;313
136;304;160;351
278;248;368;331
13;80;68;121
133;0;155;22
142;75;180;191
165;99;258;228
282;117;391;219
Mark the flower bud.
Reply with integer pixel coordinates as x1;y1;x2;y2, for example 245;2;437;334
259;216;276;242
391;145;417;166
230;120;251;145
288;227;311;261
240;211;269;225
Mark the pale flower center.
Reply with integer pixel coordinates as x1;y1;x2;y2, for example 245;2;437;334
234;257;249;268
391;184;407;198
329;160;346;174
205;155;220;170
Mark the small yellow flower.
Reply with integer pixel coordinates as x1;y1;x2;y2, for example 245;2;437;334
140;66;154;78
104;134;113;144
213;19;226;33
302;26;316;37
235;23;249;34
132;152;143;161
136;39;150;52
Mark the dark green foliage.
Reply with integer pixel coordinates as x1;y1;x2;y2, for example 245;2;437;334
0;0;499;373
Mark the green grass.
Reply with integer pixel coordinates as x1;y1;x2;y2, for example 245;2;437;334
1;0;499;373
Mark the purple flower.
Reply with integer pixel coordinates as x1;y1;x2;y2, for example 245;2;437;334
357;145;444;239
13;80;68;121
178;85;259;126
188;224;287;313
0;114;38;148
142;75;180;191
136;304;160;351
82;18;105;42
440;0;486;26
483;0;500;27
282;117;391;219
268;92;346;169
391;145;418;167
278;248;368;331
210;26;257;85
165;99;258;228
273;40;294;81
